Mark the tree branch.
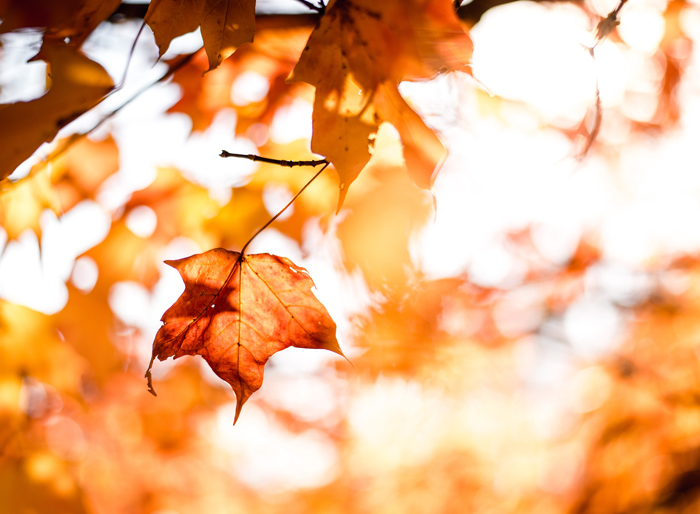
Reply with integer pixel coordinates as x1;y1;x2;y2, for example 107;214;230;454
456;0;583;26
220;151;328;168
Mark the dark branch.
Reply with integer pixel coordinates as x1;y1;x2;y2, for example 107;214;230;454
220;151;328;168
456;0;583;26
110;0;581;28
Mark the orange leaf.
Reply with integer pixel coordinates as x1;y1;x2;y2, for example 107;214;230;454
375;82;445;190
147;249;344;423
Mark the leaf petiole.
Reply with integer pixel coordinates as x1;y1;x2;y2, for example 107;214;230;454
220;152;330;255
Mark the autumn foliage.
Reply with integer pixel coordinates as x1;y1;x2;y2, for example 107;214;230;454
2;0;700;513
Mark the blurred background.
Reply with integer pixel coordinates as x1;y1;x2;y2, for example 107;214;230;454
3;0;700;512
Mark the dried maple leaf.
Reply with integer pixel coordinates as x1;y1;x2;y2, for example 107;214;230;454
145;0;255;72
146;248;344;423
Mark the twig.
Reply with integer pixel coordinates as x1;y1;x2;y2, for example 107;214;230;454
293;0;325;14
220;151;328;168
577;0;628;158
578;54;602;159
240;161;331;256
594;0;628;47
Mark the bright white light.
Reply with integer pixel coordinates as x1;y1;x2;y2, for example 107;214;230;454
471;3;593;122
262;183;295;220
618;7;666;54
71;256;99;293
595;41;628;107
108;281;151;326
0;32;47;104
0;230;68;314
601;206;656;266
215;403;339;492
563;298;623;360
261;376;339;423
348;378;447;468
125;205;158;238
43;200;111;278
231;71;270;105
270;98;313;144
469;241;526;289
176;109;259;188
531;221;581;264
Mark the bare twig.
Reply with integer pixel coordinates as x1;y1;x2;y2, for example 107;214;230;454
220;151;328;168
578;66;602;159
293;0;325;14
577;0;628;158
594;0;628;47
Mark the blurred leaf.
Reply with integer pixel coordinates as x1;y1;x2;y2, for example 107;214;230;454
0;171;58;241
50;135;119;213
0;41;113;181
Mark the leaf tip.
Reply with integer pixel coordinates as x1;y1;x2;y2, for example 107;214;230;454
336;184;349;214
144;365;158;397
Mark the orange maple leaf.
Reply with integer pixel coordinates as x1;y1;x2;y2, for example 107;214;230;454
146;248;344;423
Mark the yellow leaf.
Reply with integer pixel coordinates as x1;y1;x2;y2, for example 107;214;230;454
0;42;113;181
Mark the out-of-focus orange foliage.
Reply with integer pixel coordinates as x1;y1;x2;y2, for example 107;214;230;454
2;0;700;513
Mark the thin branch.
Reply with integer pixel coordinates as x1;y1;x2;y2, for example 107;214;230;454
594;0;629;47
220;151;328;168
578;0;628;158
240;161;331;256
293;0;325;13
578;59;602;159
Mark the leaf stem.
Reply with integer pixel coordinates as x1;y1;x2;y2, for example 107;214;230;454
219;151;328;168
239;161;331;256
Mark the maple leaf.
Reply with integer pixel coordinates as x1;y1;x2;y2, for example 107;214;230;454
145;0;255;72
0;41;114;181
289;0;472;211
146;248;344;423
